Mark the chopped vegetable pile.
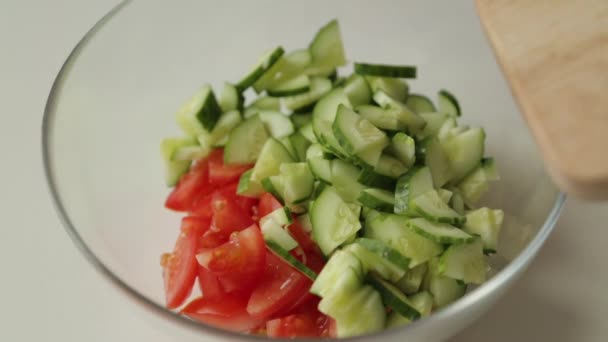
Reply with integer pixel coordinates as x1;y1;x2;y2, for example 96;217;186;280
160;19;504;339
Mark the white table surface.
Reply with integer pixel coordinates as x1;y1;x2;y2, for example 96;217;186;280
1;1;607;341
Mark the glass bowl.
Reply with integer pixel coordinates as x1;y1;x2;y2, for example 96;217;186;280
42;1;565;341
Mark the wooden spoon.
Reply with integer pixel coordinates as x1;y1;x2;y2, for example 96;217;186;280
475;0;608;200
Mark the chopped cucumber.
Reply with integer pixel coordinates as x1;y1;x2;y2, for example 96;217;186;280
160;137;196;186
442;127;485;183
176;85;223;135
257;110;294;138
218;83;243;112
439;238;487;284
307;157;333;184
299;122;317;143
263;206;293;226
410;291;434;317
375;154;408;179
366;76;409;102
406;94;436;113
343;74;372;106
280;162;314;204
262;175;285;202
331;159;365;203
289;132;311;162
253;49;312;92
333;105;389;155
312;87;352;158
357;104;405;131
407;217;473;244
291;113;312;129
424;258;466;308
386;312;411;329
198;110;243;148
463;207;504;253
355;63;417;78
368;273;421;320
247;95;280;111
410;190;466;226
364;213;443;267
358;167;397;190
250;138;294;182
358;188;395;212
283;76;333;112
347;238;410;282
437;89;461;117
424;138;452;187
372;90;426;135
311;186;362;255
308;19;347;68
261;217;298;251
311;249;364;297
266;240;317;281
438;188;454;204
236;46;285;91
388;132;416;167
394;166;434;215
237;169;264;197
418;112;450;139
224;116;269;165
267;74;311;97
296;213;313;233
396;263;428;295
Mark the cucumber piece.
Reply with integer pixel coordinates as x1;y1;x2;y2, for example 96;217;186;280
349;143;385;169
388;132;416;168
296;213;313;233
289;132;311;162
198;110;243;148
386;312;411;329
449;190;466;215
344;74;372;106
253;49;312;93
312;87;352;158
366;76;409;102
266;240;317;281
176;85;223;135
224;115;269;165
279;136;297;160
357;167;396;190
320;285;386;338
283;77;333;111
261;217;298;251
247;95;281;111
425;138;452;187
396;263;428;295
171;145;209;161
160;137;195;186
358;188;395;212
261;176;285;202
331;159;366;203
333;104;389;155
368;273;421;320
250;138;294;182
410;190;466;226
348;238;410;282
407;217;474;244
439;238;487;284
311;186;362;255
418;112;450;139
355;63;417;78
291;113;312;129
307;158;333;184
437;117;457;141
236;46;285;91
267;75;311;97
357;104;405;131
308;19;347;68
410;291;434;317
424;258;466;308
442;127;485;183
280;162;315;204
456;165;488;206
237;169;264;198
258;110;294;138
437;89;461;117
406;94;436;113
311;249;364;297
394;166;433;215
375;154;408;179
299;122;317;143
482;157;500;180
438;188;454;204
263;206;292;226
463;207;504;253
364;213;443;267
372;90;426;135
218;83;243;112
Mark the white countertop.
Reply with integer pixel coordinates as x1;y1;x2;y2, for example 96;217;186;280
1;1;607;341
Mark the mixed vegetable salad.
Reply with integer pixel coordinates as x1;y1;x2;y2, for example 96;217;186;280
160;19;504;338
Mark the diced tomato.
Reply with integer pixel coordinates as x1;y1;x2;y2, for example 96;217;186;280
266;297;332;338
287;217;317;253
162;216;206;309
207;149;253;186
197;266;224;300
181;296;264;333
247;252;312;320
165;158;212;211
197;225;265;295
214;182;258;216
258;192;283;218
211;192;254;233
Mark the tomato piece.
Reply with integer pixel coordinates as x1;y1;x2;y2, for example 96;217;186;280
181;296;264;333
211;192;254;233
165;159;212;211
266;298;332;338
190;182;257;219
214;182;258;215
162;216;206;309
258;192;283;218
208;149;253;186
287;217;317;253
197;266;224;300
197;225;265;294
247;251;312;320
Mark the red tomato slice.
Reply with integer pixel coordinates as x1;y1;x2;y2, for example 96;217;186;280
266;297;332;338
190;182;257;220
211;192;254;234
181;296;264;333
258;192;283;218
165;159;212;211
162;216;206;309
247;251;312;320
287;217;317;253
197;225;265;295
207;149;253;186
197;266;224;300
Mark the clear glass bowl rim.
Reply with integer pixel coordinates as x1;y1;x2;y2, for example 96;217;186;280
41;1;567;341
